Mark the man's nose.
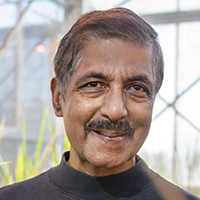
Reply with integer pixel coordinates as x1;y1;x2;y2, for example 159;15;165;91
99;88;128;122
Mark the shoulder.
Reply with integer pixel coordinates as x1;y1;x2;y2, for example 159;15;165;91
0;171;50;200
136;156;200;200
148;169;200;200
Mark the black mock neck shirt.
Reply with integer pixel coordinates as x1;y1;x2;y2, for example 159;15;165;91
0;152;199;200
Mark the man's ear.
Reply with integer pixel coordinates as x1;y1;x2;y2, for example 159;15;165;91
50;76;63;117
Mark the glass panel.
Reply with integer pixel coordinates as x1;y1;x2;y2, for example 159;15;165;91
0;4;17;28
178;22;200;93
153;24;177;104
143;107;175;156
87;0;178;14
22;36;51;134
180;0;200;11
84;0;122;10
177;22;200;130
0;40;16;126
22;1;65;26
122;0;177;14
176;115;200;186
178;82;200;131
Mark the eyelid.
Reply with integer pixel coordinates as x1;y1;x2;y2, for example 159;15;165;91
125;83;152;97
77;81;107;98
75;72;110;88
83;81;104;88
126;82;145;89
126;76;153;93
77;80;108;93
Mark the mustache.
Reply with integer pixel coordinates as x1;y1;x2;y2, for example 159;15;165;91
84;119;134;135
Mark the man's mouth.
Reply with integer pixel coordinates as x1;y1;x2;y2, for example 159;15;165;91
93;129;128;138
91;129;130;143
84;119;134;140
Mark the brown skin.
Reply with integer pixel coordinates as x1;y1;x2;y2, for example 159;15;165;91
51;39;156;177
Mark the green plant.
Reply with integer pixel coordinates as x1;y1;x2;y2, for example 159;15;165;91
0;119;13;186
0;118;5;143
0;108;70;187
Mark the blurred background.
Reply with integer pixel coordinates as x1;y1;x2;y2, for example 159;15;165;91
0;0;200;194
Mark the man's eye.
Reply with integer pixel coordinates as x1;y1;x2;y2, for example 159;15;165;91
88;82;99;87
126;84;148;98
86;82;103;88
133;85;143;91
79;82;106;98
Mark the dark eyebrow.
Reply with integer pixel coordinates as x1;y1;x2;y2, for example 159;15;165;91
126;76;152;84
75;71;110;86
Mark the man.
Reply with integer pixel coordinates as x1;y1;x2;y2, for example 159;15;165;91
0;7;199;200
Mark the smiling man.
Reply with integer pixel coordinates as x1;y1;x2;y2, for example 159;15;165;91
0;7;199;200
52;38;155;177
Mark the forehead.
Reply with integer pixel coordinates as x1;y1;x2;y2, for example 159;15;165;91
70;39;153;83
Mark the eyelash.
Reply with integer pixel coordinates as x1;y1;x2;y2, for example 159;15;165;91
87;82;102;88
132;85;144;91
127;84;147;94
79;81;106;91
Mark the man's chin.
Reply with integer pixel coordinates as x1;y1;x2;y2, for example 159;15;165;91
84;153;135;176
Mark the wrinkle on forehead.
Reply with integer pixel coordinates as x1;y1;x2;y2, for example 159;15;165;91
68;38;155;92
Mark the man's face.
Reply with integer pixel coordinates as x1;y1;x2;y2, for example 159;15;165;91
57;38;155;176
